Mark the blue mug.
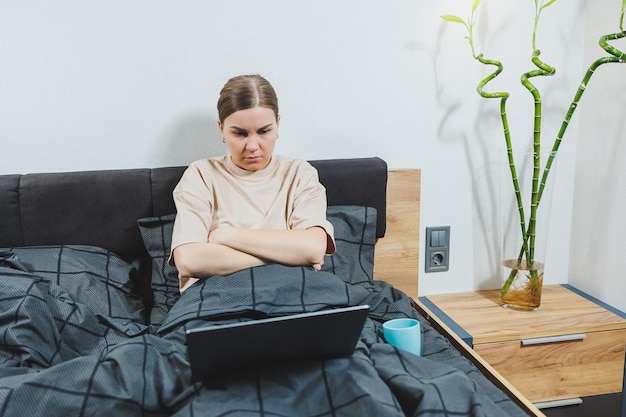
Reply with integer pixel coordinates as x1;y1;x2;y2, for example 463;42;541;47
383;318;422;356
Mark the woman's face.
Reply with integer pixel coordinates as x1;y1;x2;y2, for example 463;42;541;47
218;106;280;171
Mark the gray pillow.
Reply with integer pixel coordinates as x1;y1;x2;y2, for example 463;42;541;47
136;214;179;326
5;245;146;323
322;205;377;285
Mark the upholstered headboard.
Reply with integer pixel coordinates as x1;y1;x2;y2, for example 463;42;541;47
0;158;386;261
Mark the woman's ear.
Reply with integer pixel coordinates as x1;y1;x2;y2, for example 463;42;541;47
217;119;224;134
276;115;281;127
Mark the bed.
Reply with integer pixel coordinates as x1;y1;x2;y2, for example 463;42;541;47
0;157;543;416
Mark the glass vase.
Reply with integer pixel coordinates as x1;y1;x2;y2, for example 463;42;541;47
499;149;558;311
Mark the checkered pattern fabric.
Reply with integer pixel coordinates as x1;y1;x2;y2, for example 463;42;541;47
321;205;377;285
0;259;529;417
4;245;145;322
0;262;147;372
137;214;181;325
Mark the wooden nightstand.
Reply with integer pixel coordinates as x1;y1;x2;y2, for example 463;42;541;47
419;284;626;406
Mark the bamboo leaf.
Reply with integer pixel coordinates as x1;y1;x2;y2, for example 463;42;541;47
541;0;558;10
472;0;482;12
441;15;467;25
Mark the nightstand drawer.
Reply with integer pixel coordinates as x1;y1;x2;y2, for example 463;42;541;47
474;329;626;402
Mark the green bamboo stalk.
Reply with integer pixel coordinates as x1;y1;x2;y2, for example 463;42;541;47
442;2;530;295
440;5;529;242
475;55;531;295
519;50;555;269
474;54;530;266
536;29;626;203
501;1;556;293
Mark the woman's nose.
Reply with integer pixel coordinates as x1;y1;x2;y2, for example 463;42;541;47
245;136;260;151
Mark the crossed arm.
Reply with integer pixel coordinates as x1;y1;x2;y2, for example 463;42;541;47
173;226;328;280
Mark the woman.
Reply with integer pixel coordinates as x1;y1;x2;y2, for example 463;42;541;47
170;75;336;292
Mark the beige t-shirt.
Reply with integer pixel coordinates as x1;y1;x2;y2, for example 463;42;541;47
170;154;336;291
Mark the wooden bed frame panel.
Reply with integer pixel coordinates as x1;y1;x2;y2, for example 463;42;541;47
378;168;545;417
373;169;421;299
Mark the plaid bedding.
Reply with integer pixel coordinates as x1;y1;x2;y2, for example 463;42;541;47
0;259;529;417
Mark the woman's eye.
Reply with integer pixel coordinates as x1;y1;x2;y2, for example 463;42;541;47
234;131;247;137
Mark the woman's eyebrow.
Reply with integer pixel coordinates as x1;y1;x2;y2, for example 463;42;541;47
228;123;274;131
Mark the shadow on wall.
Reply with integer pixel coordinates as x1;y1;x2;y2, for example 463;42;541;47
434;21;501;291
156;113;225;167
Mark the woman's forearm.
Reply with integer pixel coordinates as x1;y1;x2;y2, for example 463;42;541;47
209;226;328;267
173;242;266;279
173;226;328;280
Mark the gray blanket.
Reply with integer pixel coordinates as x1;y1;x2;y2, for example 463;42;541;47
0;262;528;416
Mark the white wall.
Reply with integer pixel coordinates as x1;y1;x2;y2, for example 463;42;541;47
2;1;621;306
569;2;626;312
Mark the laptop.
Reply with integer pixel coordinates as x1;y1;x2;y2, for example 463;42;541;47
186;304;369;381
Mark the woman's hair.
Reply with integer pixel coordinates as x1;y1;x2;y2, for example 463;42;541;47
217;75;279;123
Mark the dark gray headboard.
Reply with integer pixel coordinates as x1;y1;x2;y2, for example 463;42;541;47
0;157;387;264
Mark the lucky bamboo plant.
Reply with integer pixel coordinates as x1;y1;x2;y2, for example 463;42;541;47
442;0;626;302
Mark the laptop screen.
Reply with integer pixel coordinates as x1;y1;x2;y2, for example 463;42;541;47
186;305;370;381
